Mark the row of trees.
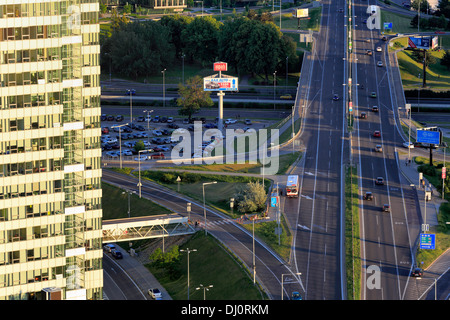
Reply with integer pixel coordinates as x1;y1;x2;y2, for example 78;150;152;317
101;12;300;82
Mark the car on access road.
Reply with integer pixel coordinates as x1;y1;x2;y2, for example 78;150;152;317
148;288;162;300
363;191;373;200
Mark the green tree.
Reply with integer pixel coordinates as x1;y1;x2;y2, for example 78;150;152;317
440;50;450;70
181;16;223;64
177;76;213;121
160;15;194;59
234;181;267;213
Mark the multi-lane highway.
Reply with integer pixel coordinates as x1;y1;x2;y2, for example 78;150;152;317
283;0;347;300
352;0;423;300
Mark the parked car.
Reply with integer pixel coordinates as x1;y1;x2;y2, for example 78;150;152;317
167;117;174;123
134;156;148;162
116;115;124;122
102;127;109;134
363;191;373;200
152;130;162;136
151;153;165;160
137;116;145;122
148;288;162;300
245;119;252;125
107;115;115;121
168;123;179;129
159;146;171;152
101;114;107;121
152;116;160;123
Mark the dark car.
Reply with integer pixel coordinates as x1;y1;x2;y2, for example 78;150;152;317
112;250;123;259
382;204;390;212
333;94;339;101
116;115;124;122
372;106;379;112
107;115;115;121
137;116;145;122
363;192;373;200
168;123;179;129
126;89;136;95
375;177;384;185
101;114;107;121
411;268;423;278
360;112;367;119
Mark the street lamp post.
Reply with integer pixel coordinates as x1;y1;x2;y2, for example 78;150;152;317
143;109;153;145
180;248;197;300
202;181;217;236
111;123;129;169
181;53;185;85
196;284;213;300
138;149;153;198
162;68;166;108
273;71;277;110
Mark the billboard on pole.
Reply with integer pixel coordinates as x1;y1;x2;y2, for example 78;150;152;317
407;36;438;50
203;76;238;92
416;128;441;145
292;8;308;18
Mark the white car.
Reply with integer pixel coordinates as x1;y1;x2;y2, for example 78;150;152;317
123;150;133;156
106;151;118;158
159;145;171;152
148;288;162;300
134;156;147;161
403;142;414;149
152;130;162;136
106;138;118;144
225;119;237;124
377;61;383;67
167;117;173;123
376;46;382;52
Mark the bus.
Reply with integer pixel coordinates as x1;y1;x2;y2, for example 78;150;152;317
286;175;299;198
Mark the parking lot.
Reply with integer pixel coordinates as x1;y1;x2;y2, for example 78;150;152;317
101;112;278;162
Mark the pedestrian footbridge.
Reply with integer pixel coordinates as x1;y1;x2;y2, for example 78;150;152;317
102;214;196;243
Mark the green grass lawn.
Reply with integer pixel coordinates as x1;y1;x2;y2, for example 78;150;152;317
101;181;173;220
147;232;267;300
380;10;417;35
397;49;450;90
274;7;321;31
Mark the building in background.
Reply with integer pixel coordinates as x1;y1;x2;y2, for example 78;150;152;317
0;1;103;300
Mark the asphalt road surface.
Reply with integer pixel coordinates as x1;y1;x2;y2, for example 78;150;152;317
352;0;423;300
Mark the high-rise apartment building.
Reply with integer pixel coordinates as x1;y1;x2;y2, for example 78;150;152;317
0;1;103;300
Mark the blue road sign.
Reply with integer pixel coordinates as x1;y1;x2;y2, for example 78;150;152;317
416;129;440;145
271;196;279;207
419;233;435;250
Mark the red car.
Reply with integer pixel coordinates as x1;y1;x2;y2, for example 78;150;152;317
373;131;381;137
151;152;165;160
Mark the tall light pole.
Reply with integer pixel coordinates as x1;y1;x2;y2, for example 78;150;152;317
129;89;134;126
143;109;153;145
181;53;185;85
180;248;197;300
161;68;166;108
111;123;129;169
196;284;213;300
273;71;277;110
137;149;152;198
202;181;217;236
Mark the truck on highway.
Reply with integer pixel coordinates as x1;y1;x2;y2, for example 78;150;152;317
286;175;299;198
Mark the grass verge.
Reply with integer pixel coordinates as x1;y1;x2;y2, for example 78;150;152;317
345;165;361;300
146;231;267;300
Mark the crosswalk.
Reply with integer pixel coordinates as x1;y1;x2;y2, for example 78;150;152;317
195;218;238;229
